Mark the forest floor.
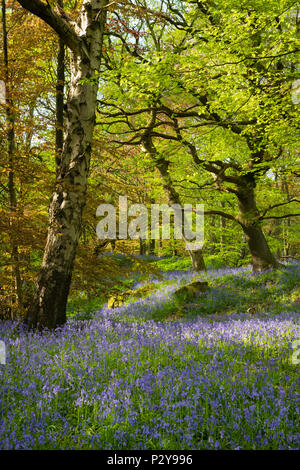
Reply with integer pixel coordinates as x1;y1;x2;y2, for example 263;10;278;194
0;260;299;449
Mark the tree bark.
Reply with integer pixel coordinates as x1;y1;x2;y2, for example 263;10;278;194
239;234;247;260
139;237;146;255
2;0;23;316
21;0;108;329
236;176;279;271
148;237;155;255
148;197;156;254
155;156;206;271
142;137;206;271
55;0;65;175
187;247;206;271
171;240;178;257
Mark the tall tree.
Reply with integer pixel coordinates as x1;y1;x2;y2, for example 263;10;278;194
17;0;108;329
1;0;23;314
141;127;206;270
97;0;299;271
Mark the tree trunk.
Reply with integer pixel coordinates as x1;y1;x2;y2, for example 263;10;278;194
2;0;23;316
172;240;178;257
148;237;155;255
158;163;205;271
139;237;146;255
25;0;108;329
237;177;279;271
240;234;247;260
188;248;206;271
143;137;206;271
148;197;156;255
158;238;163;256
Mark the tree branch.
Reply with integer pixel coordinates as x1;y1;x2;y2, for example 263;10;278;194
17;0;80;51
259;199;300;218
203;209;240;224
261;213;300;221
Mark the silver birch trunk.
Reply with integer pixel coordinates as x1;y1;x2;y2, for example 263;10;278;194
17;0;109;328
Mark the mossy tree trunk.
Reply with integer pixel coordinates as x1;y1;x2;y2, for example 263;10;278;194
236;177;279;271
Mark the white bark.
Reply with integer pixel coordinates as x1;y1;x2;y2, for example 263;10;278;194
17;0;109;328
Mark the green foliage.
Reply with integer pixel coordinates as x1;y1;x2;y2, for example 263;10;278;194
67;293;106;320
0;0;299;321
151;257;192;272
109;262;300;322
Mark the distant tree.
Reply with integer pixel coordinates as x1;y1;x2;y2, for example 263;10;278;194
1;0;23;313
0;1;55;319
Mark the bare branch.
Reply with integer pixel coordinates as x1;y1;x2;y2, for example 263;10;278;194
261;213;300;220
260;199;300;218
203;209;240;224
